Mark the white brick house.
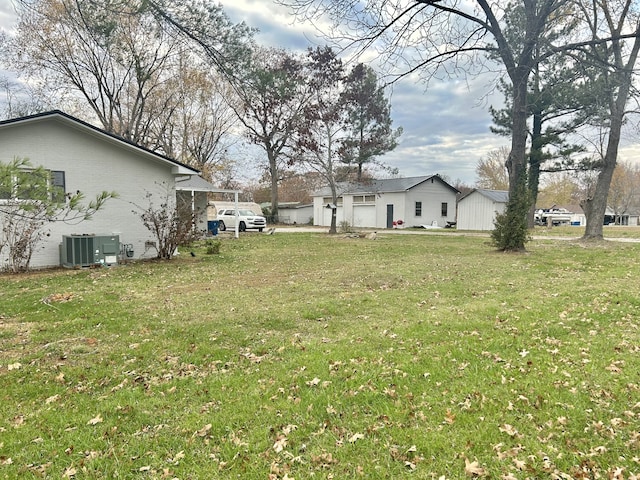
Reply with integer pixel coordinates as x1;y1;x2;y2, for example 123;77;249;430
0;110;201;269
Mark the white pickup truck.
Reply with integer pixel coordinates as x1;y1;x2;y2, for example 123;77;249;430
217;208;267;232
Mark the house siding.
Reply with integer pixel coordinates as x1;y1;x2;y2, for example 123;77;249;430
0;115;190;268
403;181;456;227
457;191;506;230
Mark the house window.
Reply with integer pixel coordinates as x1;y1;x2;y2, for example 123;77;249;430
0;169;66;202
50;171;66;202
353;195;375;204
323;196;343;205
415;201;422;217
441;202;448;217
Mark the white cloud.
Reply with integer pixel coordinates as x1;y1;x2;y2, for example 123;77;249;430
0;0;17;32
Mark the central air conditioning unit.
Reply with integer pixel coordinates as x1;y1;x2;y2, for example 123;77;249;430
60;234;120;268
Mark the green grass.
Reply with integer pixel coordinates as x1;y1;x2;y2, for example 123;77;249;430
1;232;640;479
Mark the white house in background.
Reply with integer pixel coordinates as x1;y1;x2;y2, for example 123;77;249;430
267;202;313;225
312;175;459;229
457;189;509;231
0;110;207;269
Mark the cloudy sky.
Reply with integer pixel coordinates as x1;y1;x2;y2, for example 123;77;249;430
2;0;639;185
218;0;510;185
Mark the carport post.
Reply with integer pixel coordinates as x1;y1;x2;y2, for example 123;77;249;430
234;191;239;239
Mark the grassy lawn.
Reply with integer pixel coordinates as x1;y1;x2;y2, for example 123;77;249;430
1;232;640;479
531;225;640;239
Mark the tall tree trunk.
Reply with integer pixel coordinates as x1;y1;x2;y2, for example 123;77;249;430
582;118;621;240
329;184;338;234
528;109;543;228
268;150;279;223
583;24;640;240
503;67;532;249
507;69;529;191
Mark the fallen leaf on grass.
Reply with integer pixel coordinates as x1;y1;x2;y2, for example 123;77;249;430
606;362;622;373
43;292;75;304
273;436;287;453
170;451;185;464
311;452;337;467
499;424;519;437
513;458;526;470
348;432;365;443
11;416;24;428
444;409;456;424
7;363;21;371
195;423;212;437
87;415;103;425
282;424;297;435
62;466;77;478
464;457;486;477
306;377;321;387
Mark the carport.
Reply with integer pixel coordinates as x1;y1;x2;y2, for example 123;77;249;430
175;176;241;238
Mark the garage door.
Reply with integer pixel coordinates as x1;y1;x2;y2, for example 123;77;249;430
352;205;376;228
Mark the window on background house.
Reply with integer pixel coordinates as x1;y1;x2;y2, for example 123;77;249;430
352;195;375;204
415;201;422;216
441;202;448;217
322;196;343;206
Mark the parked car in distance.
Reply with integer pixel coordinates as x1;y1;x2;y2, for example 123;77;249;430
217;208;267;232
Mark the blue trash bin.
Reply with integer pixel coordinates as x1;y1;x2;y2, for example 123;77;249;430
207;220;219;236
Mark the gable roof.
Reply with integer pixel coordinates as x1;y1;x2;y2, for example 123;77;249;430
0;110;199;175
314;175;460;197
459;188;509;203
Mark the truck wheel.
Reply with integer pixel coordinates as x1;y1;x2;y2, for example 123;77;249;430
218;220;226;231
239;222;246;232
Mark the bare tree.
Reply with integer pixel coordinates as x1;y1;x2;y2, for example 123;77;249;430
5;0;246;179
573;0;640;239
231;47;309;221
294;47;346;234
8;0;184;144
608;161;640;224
475;147;510;190
148;61;241;175
536;173;582;208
